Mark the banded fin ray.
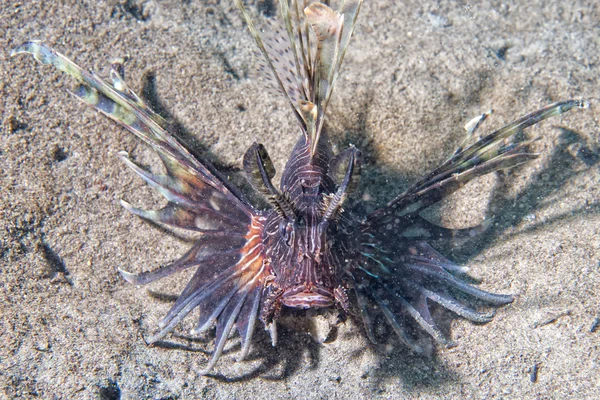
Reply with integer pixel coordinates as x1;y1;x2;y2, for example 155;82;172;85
11;41;253;216
365;100;589;226
118;152;248;232
12;41;271;374
118;235;247;286
146;217;266;373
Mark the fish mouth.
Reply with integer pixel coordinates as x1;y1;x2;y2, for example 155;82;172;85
280;285;335;309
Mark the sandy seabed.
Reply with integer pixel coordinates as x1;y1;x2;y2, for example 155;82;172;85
2;1;599;398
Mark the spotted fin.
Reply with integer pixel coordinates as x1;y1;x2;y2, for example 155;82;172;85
350;100;588;350
349;239;512;350
235;0;363;157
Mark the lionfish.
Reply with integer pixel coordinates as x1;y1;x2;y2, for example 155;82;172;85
12;0;588;374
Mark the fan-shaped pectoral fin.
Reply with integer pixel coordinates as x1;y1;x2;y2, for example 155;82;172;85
348;242;514;352
138;216;269;374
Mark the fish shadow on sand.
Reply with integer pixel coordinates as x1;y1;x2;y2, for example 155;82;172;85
136;68;598;387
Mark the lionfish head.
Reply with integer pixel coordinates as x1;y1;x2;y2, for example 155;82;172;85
244;136;361;319
270;208;338;310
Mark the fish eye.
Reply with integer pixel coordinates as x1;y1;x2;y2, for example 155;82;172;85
279;220;295;246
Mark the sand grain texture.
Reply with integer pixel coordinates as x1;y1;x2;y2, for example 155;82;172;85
2;1;599;398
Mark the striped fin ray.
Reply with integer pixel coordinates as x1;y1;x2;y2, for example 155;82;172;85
145;216;267;373
235;284;263;360
348;273;377;344
365;100;589;226
154;217;263;330
11;41;253;215
12;41;272;373
118;152;249;232
118;235;247;286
